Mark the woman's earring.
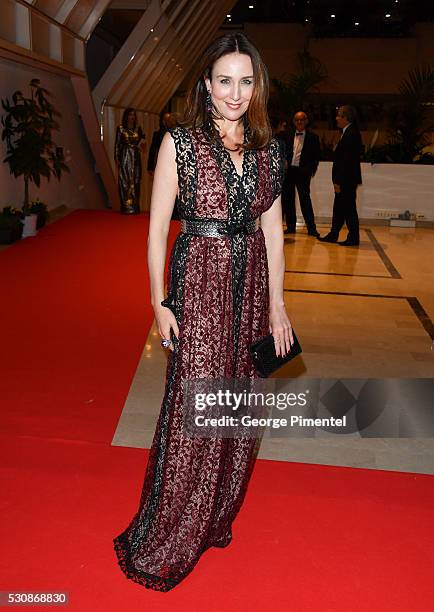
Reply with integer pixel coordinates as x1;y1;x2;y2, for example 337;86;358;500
206;90;212;113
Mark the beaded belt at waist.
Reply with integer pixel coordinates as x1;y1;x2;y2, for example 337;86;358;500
180;217;260;237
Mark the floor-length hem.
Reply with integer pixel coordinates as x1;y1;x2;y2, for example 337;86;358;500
113;532;179;592
113;529;233;592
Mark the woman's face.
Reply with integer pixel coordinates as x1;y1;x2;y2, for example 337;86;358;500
127;111;136;125
205;52;254;122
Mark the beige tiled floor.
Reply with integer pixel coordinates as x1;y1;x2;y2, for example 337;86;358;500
279;293;434;378
281;225;434;377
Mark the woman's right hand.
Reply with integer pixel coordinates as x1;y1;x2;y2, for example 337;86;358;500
155;304;180;352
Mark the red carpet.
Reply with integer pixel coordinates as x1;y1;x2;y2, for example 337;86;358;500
0;209;178;444
1;210;433;611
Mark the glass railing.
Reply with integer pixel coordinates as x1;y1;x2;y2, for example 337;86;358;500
0;0;85;72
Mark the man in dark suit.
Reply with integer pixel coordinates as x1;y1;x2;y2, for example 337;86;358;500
318;105;363;246
147;111;179;219
282;111;321;237
147;111;176;173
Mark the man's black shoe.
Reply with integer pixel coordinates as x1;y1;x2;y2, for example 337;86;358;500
307;230;320;238
318;234;338;243
284;228;296;234
338;239;360;246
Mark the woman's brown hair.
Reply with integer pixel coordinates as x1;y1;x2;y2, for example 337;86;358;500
182;32;271;150
121;107;137;129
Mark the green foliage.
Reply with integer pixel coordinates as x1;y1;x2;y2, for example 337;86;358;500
398;63;434;103
364;63;434;163
28;198;48;214
271;47;327;119
363;143;434;164
0;209;23;230
1;78;69;210
2;205;24;219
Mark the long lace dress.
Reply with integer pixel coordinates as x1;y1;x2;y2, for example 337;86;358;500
113;125;283;591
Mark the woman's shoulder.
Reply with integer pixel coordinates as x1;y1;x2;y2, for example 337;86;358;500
268;136;281;153
167;125;207;152
255;137;282;161
167;125;192;140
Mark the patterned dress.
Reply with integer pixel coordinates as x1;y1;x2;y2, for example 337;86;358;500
114;125;144;214
113;125;283;591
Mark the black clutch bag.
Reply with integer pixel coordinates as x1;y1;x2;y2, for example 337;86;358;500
250;331;302;377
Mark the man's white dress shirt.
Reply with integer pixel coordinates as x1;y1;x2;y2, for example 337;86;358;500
291;130;305;167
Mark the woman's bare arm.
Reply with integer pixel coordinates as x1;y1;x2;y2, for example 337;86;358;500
147;131;179;347
260;195;294;356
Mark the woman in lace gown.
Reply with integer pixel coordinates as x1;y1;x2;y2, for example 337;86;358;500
113;32;294;592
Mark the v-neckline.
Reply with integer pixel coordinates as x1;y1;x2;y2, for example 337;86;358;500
219;126;249;180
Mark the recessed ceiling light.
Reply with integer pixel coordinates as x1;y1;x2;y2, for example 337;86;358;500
331;14;336;18
248;4;254;8
355;21;359;25
226;14;231;18
150;28;154;32
385;13;391;18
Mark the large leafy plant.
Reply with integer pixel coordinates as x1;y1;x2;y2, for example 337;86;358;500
365;64;434;163
271;47;328;120
1;78;69;212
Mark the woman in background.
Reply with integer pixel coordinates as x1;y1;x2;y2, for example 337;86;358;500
114;108;145;214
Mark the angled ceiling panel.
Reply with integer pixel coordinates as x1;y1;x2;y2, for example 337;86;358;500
28;0;111;38
93;0;237;115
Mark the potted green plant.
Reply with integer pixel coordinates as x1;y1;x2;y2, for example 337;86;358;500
29;198;49;229
2;205;24;218
1;78;69;238
0;208;24;244
271;47;327;119
364;63;434;164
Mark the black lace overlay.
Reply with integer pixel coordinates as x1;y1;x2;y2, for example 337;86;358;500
207;130;258;371
160;233;192;323
113;338;181;591
167;127;197;219
268;137;285;202
113;229;191;593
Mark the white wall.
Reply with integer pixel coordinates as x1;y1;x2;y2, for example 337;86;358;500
0;57;106;211
309;162;434;221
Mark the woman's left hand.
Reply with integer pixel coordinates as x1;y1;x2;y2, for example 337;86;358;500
269;303;294;357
